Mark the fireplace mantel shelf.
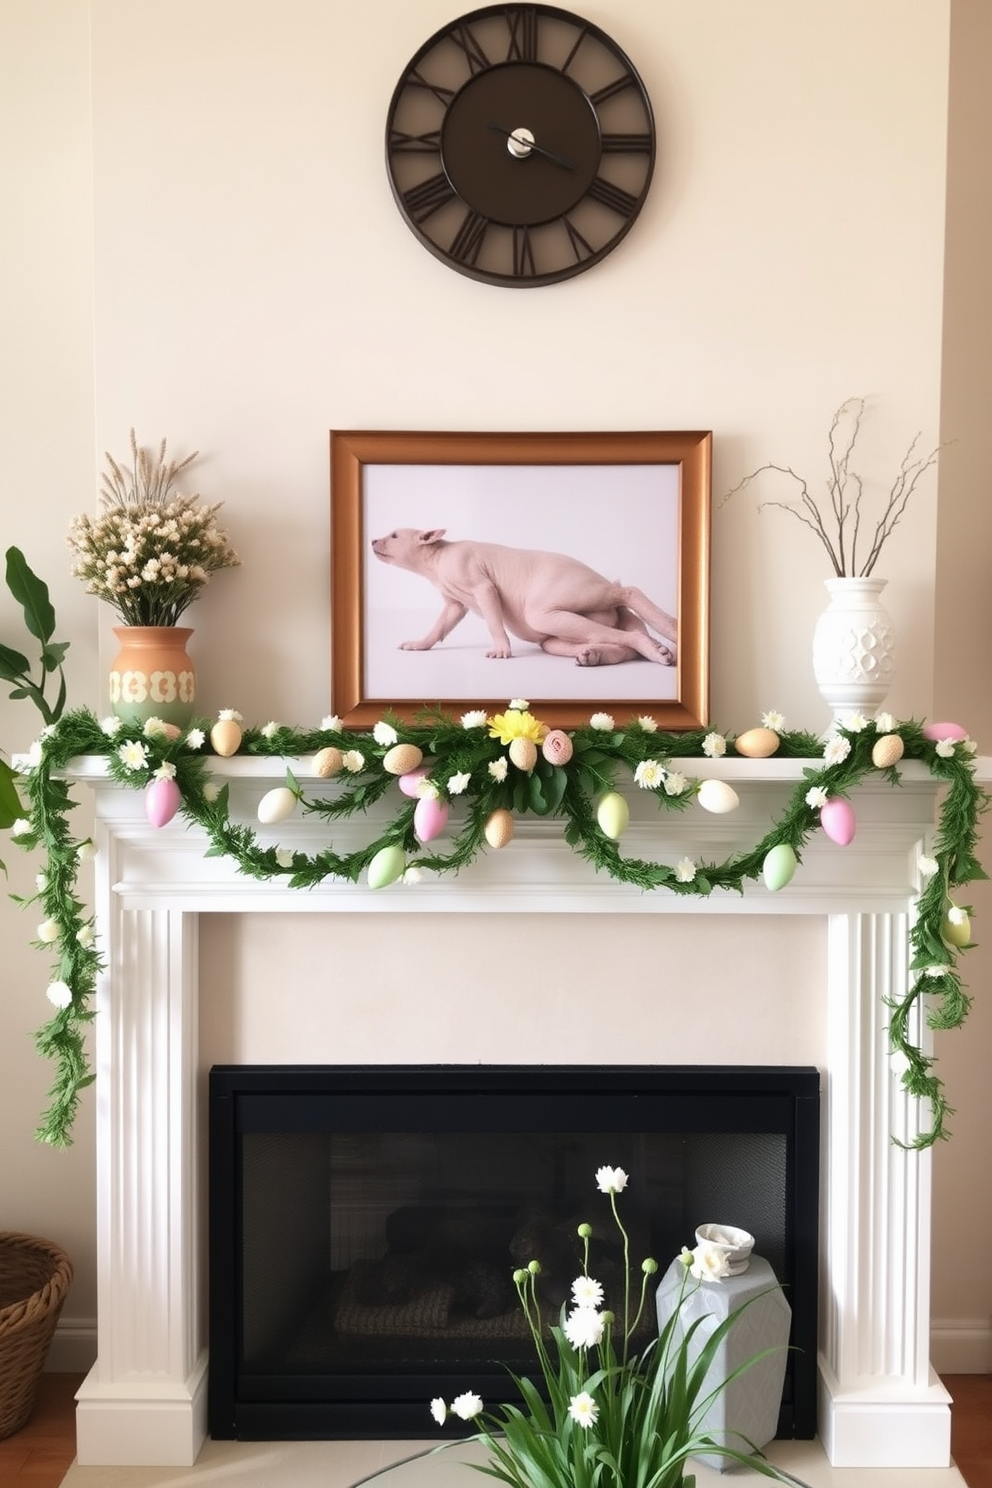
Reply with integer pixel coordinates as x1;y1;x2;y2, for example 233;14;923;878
69;753;986;914
71;755;991;1472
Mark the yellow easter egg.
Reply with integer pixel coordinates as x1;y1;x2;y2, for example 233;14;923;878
313;746;343;778
596;791;630;841
257;786;297;825
210;718;243;757
484;808;515;849
734;727;781;758
383;742;424;776
509;736;538;772
762;842;797;891
871;734;905;769
367;844;406;889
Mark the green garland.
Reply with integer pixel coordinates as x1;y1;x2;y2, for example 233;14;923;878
12;705;988;1151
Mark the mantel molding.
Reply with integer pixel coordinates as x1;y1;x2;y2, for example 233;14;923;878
70;756;991;1469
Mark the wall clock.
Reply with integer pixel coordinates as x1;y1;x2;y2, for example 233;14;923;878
385;3;656;287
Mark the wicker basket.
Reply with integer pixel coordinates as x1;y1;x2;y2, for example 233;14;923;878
0;1232;73;1439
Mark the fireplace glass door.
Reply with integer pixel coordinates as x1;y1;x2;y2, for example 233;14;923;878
209;1065;819;1441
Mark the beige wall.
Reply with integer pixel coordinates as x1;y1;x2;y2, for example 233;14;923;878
4;0;987;1371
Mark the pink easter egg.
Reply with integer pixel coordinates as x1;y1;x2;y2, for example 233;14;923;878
922;721;969;743
413;793;449;843
399;767;431;798
820;796;856;846
145;776;181;828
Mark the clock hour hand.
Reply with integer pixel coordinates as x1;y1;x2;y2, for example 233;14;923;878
488;122;576;172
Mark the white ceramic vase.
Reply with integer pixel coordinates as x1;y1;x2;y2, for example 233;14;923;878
812;576;894;724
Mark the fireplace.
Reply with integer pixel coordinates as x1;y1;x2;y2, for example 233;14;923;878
208;1064;819;1440
69;753;976;1468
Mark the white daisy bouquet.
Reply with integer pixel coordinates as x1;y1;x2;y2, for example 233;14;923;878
431;1166;797;1488
67;430;240;627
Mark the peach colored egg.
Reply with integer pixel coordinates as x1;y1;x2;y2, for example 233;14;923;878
871;734;904;768
734;727;780;758
483;808;515;849
509;736;538;772
210;718;242;757
313;745;344;778
383;742;424;775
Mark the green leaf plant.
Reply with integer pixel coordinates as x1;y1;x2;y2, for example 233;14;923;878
12;701;988;1150
1;546;70;866
429;1167;807;1488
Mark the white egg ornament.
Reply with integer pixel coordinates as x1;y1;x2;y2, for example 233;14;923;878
696;779;740;814
414;793;449;843
145;776;181;828
367;844;406;889
820;796;856;846
762;843;797;892
596;791;629;841
257;786;298;825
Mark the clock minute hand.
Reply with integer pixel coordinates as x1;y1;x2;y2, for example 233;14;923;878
488;122;576;172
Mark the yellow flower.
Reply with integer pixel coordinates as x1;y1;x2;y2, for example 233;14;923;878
488;709;549;746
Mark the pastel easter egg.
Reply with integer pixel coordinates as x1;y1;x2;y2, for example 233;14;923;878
414;793;449;843
696;779;740;814
210;718;242;756
541;729;573;766
509;736;538;772
762;842;797;892
820;796;856;846
367;844;406;889
941;908;972;948
596;791;629;841
313;745;344;778
145;776;181;828
734;727;781;758
383;742;424;776
483;808;515;849
922;721;969;743
399;767;431;798
871;734;905;769
257;786;297;825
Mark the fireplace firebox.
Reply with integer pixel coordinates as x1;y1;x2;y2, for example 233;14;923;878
209;1065;819;1442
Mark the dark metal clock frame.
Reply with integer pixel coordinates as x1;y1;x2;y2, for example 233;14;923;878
385;4;656;287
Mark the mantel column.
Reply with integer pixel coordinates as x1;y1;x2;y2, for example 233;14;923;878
74;820;206;1467
819;911;951;1468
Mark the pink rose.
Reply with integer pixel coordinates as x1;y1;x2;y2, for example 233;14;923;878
541;729;573;766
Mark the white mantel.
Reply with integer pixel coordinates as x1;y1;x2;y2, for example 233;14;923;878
69;754;989;1470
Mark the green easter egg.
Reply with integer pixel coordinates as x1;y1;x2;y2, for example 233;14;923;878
368;844;406;889
941;910;971;948
762;842;797;892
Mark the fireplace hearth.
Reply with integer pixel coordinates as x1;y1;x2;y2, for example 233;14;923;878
208;1064;819;1440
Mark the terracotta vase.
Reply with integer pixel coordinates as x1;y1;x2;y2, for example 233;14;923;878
811;577;894;726
109;626;196;728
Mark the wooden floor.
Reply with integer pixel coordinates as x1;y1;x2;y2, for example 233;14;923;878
0;1374;989;1487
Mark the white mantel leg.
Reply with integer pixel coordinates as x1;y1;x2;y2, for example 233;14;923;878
75;902;207;1467
818;912;951;1468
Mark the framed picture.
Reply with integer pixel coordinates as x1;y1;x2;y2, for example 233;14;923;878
330;429;711;730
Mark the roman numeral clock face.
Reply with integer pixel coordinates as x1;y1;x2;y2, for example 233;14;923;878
385;4;656;286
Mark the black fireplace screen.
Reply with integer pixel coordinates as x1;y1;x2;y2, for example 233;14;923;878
209;1065;819;1441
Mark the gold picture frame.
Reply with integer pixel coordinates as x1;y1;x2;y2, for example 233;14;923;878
330;429;710;730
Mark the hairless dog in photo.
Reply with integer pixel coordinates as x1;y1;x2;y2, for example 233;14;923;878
371;527;677;667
